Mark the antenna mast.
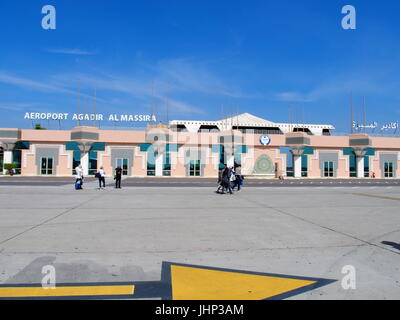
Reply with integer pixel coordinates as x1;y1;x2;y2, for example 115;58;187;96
77;79;81;126
93;88;97;127
350;92;354;134
363;96;366;134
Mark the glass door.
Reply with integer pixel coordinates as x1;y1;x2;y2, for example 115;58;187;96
324;161;334;177
116;158;129;176
88;152;98;175
0;148;3;173
189;160;201;176
349;154;357;177
301;154;308;177
163;152;171;176
41;157;54;175
384;162;394;178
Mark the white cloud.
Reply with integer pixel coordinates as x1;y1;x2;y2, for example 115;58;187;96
0;72;69;93
45;48;97;55
0;57;248;116
0;103;39;111
275;91;313;102
274;75;400;103
154;58;244;98
50;70;206;115
0;72;104;103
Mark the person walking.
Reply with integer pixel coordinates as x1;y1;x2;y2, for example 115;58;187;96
232;165;243;192
221;166;233;194
230;166;236;190
75;164;84;190
216;166;227;193
114;165;122;189
97;166;106;189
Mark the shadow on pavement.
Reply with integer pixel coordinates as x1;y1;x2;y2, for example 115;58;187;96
381;241;400;251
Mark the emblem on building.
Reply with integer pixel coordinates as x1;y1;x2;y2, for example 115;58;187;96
260;135;271;146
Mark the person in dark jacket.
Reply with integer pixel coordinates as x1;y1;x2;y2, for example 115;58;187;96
216;166;226;193
115;166;122;189
232;165;243;191
221;166;233;194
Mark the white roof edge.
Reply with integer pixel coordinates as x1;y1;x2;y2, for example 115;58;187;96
170;120;335;129
170;113;335;129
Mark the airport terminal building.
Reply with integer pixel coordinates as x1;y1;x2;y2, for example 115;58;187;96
0;113;399;179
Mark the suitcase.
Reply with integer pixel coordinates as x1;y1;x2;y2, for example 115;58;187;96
75;179;82;190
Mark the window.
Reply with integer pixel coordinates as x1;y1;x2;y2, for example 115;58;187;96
72;151;80;175
234;153;241;167
0;147;3;172
324;161;334;177
219;145;225;170
189;160;201;176
198;125;220;132
301;154;308;177
364;156;370;178
147;151;155;176
322;129;331;136
11;150;22;175
41;157;54;175
116;158;129;176
238;127;283;135
384;162;394;178
88;152;98;176
286;152;294;177
349;154;356;177
163;152;171;176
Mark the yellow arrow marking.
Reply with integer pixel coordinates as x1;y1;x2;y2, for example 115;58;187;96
0;285;134;298
170;265;316;300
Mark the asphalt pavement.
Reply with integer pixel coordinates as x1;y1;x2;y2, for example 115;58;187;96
0;176;398;187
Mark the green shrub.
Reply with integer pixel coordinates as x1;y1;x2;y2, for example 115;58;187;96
4;163;17;171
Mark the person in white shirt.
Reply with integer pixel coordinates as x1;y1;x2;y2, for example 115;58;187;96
75;164;84;189
97;166;106;189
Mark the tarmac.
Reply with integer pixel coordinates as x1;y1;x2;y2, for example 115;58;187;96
0;176;399;187
0;179;399;299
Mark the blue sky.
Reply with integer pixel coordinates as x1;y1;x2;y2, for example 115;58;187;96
0;0;400;132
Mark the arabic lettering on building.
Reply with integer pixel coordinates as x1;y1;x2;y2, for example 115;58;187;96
352;121;399;131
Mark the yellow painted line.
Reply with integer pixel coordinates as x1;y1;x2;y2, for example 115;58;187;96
353;193;400;201
171;265;315;300
0;285;134;298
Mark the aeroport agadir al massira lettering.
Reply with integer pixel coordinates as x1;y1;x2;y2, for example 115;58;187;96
0;112;399;179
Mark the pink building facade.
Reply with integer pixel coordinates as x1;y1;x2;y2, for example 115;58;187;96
0;123;399;179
